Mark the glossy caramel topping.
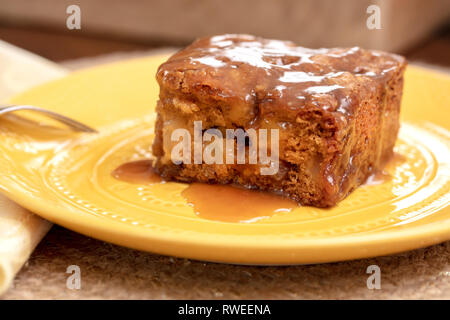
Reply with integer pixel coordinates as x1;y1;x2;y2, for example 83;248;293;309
157;34;405;119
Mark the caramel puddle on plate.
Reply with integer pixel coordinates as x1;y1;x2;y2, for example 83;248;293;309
112;160;162;184
112;161;298;223
182;183;299;223
113;152;405;223
363;152;406;186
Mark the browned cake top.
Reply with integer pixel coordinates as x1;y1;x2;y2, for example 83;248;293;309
157;34;406;121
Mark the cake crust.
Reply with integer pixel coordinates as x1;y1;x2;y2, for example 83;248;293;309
152;34;407;207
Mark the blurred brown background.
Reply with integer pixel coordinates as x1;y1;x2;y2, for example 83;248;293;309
0;0;449;66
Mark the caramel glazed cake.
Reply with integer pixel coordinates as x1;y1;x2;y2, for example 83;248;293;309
152;34;407;207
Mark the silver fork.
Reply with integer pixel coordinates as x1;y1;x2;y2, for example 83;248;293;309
0;105;97;133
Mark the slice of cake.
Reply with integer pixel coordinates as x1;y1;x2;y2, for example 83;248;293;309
152;34;407;207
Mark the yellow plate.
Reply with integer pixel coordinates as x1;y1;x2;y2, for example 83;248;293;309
0;56;449;265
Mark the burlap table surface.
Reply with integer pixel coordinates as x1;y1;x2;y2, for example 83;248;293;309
2;50;449;299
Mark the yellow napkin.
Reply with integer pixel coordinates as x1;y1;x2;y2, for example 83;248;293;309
0;40;66;294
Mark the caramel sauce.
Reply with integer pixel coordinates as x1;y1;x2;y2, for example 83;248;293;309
364;170;391;186
158;35;405;119
112;160;162;184
181;183;298;223
113;152;405;222
113;160;297;222
363;152;406;186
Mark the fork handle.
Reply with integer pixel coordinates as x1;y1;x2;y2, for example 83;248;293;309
0;105;97;133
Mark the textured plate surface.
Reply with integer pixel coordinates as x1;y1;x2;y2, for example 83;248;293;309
0;56;449;264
